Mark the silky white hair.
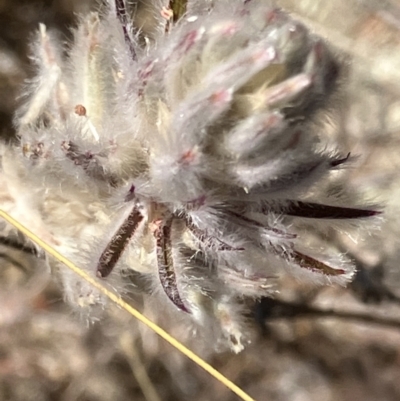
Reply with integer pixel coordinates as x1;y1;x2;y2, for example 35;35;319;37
0;0;379;352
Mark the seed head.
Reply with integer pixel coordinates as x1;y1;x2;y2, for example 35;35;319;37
0;0;380;352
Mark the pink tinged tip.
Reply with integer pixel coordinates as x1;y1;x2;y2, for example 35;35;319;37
210;89;232;105
265;8;283;24
176;29;202;55
178;148;198;166
265;73;312;106
217;21;239;37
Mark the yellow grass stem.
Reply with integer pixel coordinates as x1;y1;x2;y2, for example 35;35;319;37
0;209;256;401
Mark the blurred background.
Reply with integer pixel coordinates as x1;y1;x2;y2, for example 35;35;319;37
1;1;400;400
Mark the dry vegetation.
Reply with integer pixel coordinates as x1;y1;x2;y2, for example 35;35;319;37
1;1;400;400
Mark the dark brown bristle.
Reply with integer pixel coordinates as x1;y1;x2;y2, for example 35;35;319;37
156;218;190;313
97;206;143;278
293;250;346;276
283;201;381;219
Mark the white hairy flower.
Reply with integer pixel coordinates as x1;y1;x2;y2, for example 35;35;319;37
0;0;379;352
